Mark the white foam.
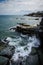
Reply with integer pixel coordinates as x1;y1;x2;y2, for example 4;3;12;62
10;29;15;32
8;37;22;46
6;37;12;41
11;46;30;61
8;42;17;46
28;36;40;47
7;36;40;62
32;38;40;47
6;37;22;42
11;42;33;61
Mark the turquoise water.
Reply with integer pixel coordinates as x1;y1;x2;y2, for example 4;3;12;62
0;15;40;39
0;15;20;38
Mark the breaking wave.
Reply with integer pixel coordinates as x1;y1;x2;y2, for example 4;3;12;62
6;35;40;62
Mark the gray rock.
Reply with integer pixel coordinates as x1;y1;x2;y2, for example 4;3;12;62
26;55;38;65
0;46;15;59
11;54;38;65
0;42;7;51
0;56;9;65
30;48;37;55
39;18;43;52
40;18;43;26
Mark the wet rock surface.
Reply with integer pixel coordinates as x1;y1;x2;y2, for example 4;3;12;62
0;38;43;65
11;54;39;65
0;41;7;51
0;46;15;59
0;56;9;65
0;40;15;65
38;18;43;52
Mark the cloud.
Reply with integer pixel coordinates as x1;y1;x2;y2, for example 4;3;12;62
0;0;43;15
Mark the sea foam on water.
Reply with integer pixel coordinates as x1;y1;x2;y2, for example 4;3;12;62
6;35;40;62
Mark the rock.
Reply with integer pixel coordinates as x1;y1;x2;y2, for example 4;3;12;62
0;39;8;44
0;46;15;59
35;18;39;20
0;39;8;51
40;18;43;26
10;23;36;35
0;42;7;51
39;18;43;51
11;54;38;65
25;55;39;65
15;25;35;35
24;11;43;17
0;56;9;65
30;48;37;55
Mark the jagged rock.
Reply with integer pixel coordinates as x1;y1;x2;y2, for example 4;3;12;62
0;42;7;51
0;46;15;59
15;25;35;35
40;18;43;29
39;18;43;52
0;56;9;65
10;23;36;35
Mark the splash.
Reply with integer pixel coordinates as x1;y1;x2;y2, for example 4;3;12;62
6;35;40;64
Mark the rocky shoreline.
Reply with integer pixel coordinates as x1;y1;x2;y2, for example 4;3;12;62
24;11;43;17
0;36;40;65
0;18;43;65
10;23;39;35
0;36;43;65
0;39;15;65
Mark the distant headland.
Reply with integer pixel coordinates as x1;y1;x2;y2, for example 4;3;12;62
24;11;43;17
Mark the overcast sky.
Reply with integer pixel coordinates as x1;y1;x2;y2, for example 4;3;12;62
0;0;43;15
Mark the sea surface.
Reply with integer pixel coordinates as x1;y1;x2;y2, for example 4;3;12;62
0;15;41;39
0;15;41;62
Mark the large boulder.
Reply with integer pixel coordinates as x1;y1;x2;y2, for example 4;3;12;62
0;56;9;65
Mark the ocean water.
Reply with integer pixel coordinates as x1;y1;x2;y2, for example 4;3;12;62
0;15;41;39
0;15;41;63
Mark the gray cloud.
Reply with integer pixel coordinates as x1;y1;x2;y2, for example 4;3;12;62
0;0;43;15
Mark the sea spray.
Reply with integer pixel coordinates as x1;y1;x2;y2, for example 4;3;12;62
6;35;40;65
